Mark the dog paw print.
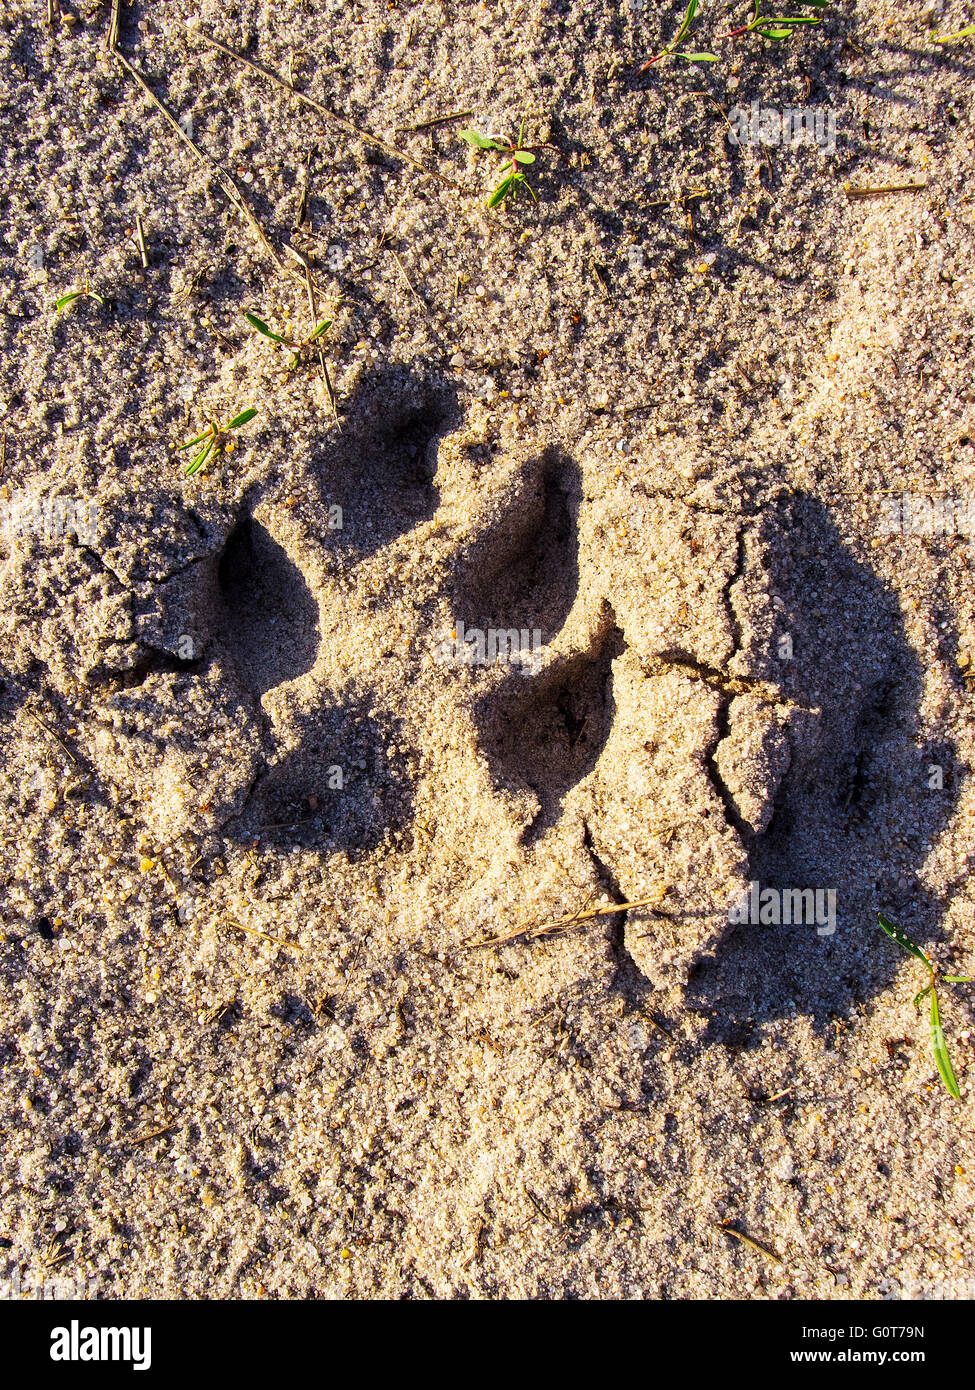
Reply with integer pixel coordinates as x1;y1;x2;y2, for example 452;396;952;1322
3;370;946;992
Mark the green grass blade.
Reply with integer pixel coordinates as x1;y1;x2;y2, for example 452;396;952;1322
931;24;975;41
177;430;212;452
878;913;932;967
225;408;258;431
677;0;699;42
929;988;961;1098
185;439;214;476
308;320;333;341
55;292;84;313
943;974;972;983
487;175;515;208
913;985;933;1014
244;311;287;344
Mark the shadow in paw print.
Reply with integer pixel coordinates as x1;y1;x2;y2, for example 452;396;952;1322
450;447;581;639
228;696;415;859
687;494;963;1045
307;364;459;559
216;518;320;697
475;616;625;843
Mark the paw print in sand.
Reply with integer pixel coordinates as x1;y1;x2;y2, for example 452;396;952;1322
3;368;947;993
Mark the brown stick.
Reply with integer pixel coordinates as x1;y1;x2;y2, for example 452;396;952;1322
24;707;78;765
129;1121;177;1146
468;894;667;950
396;109;475;133
714;1222;783;1265
844;179;927;199
107;4;300;285
134;214;149;269
107;0;120;53
193;29;460;190
284;244;337;415
224;919;303;952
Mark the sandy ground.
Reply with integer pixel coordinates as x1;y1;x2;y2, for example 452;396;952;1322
0;0;974;1299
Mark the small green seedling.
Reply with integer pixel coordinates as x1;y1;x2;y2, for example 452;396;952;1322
641;0;718;67
55;282;106;315
459;118;553;209
930;23;975;42
716;0;831;45
641;0;831;68
243;310;332;369
878;912;971;1099
178;407;258;477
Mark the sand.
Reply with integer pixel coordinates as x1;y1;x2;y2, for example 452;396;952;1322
0;0;973;1299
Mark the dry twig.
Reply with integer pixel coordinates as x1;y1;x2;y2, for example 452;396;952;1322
107;2;301;285
193;29;459;190
468;892;667;950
